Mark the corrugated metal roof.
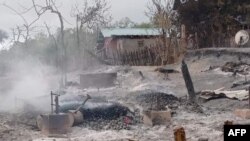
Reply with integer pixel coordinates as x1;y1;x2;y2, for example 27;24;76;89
101;28;161;37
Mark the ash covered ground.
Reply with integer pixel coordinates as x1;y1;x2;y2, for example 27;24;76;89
1;48;250;141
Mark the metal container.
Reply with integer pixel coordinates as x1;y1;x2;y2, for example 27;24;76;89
36;113;74;136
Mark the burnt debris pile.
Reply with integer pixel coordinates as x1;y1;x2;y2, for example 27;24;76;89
221;62;250;75
136;92;179;110
59;100;129;120
58;99;138;130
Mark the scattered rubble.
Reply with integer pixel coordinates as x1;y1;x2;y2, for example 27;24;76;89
199;89;249;101
198;137;209;141
231;80;250;89
154;67;179;74
154;67;179;80
221;62;250;75
76;107;142;131
0;112;42;141
143;110;171;126
201;66;219;72
80;117;132;130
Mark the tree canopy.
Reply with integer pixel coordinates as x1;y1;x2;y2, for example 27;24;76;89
175;0;250;47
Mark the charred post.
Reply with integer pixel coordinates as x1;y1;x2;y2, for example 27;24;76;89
181;60;196;103
54;95;59;114
174;126;186;141
51;91;53;114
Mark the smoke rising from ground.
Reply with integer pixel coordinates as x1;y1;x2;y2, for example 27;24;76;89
0;57;59;113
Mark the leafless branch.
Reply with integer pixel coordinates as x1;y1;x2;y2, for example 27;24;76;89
10;26;24;43
71;0;111;30
31;0;67;85
146;0;177;65
2;3;28;26
2;2;46;43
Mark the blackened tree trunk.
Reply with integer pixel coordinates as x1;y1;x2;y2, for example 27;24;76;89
181;60;196;102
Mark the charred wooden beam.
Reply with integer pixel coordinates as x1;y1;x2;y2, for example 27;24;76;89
181;60;196;102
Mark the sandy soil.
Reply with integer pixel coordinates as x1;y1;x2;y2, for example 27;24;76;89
1;48;250;141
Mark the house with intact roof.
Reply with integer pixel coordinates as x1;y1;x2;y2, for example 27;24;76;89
96;28;162;60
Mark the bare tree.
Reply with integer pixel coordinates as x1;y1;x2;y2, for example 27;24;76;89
44;23;59;69
10;26;21;43
146;0;177;65
112;17;136;28
2;3;41;45
71;0;111;66
72;0;111;31
31;0;68;86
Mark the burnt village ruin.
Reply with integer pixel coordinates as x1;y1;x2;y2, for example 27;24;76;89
0;0;250;141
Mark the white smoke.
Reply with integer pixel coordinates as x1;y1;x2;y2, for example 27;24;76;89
0;58;60;113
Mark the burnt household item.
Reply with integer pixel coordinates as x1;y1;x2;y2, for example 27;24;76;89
36;91;74;136
67;94;91;125
80;73;117;89
36;113;73;136
235;30;249;46
59;100;129;121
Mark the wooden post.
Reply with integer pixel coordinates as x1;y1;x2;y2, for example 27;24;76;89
137;50;140;65
121;52;125;65
131;51;134;65
174;126;186;141
143;49;146;65
128;52;131;65
55;95;59;114
224;120;233;125
139;71;144;80
116;50;120;65
181;60;196;102
51;91;53;114
249;86;250;109
124;51;127;65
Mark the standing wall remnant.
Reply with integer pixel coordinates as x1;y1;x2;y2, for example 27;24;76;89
80;73;117;89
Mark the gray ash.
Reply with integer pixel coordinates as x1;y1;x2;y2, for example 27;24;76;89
79;117;132;130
